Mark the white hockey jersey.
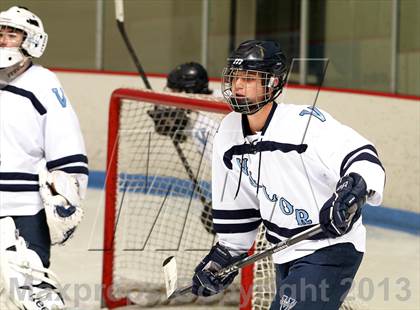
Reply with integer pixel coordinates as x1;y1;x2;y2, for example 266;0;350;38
212;103;385;264
0;64;88;216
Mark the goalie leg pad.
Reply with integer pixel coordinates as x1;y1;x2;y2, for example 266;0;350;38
0;217;65;310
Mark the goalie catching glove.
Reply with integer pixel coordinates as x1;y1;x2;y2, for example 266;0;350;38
192;243;247;296
147;107;190;143
39;170;84;245
319;172;367;238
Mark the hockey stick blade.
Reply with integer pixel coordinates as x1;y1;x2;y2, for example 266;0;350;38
163;224;322;299
162;256;178;298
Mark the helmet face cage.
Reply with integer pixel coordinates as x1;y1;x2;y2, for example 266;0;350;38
221;40;288;114
0;25;27;68
222;67;283;115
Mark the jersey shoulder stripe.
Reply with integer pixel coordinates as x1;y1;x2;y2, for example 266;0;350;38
2;85;47;115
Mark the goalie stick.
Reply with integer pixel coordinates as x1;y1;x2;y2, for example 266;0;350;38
114;0;214;233
163;224;323;299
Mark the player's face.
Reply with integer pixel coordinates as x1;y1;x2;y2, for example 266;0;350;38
0;26;24;48
231;70;266;103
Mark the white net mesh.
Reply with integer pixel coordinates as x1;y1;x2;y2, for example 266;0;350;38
251;226;276;310
106;91;242;307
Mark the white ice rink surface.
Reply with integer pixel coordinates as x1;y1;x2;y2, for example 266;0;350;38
50;189;419;310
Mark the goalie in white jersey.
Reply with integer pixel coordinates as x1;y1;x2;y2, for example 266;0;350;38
148;62;220;234
0;6;88;310
191;40;385;309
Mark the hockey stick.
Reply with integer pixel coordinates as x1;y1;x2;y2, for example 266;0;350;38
114;0;213;229
114;0;151;89
163;224;322;299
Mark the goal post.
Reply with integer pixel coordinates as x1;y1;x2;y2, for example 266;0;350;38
102;88;269;309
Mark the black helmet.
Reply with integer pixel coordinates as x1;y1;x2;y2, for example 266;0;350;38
222;40;288;114
167;62;212;94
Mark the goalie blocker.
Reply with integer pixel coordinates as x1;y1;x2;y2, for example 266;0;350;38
39;170;84;245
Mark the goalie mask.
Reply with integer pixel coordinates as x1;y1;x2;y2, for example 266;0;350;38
0;6;48;68
222;40;288;115
167;62;212;94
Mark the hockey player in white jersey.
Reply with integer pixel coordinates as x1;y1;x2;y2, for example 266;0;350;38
191;40;385;309
0;6;88;310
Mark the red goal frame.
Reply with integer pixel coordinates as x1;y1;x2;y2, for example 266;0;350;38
101;88;254;309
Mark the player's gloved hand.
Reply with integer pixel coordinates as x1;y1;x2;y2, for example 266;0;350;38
147;107;190;143
192;243;247;296
319;172;367;238
39;170;84;245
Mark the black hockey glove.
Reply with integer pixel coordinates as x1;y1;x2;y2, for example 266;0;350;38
192;243;247;296
320;172;367;238
147;107;190;143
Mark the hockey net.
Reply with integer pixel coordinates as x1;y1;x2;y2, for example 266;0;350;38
101;88;277;310
101;88;362;310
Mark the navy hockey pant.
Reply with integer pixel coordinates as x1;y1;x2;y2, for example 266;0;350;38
4;210;52;268
270;242;363;310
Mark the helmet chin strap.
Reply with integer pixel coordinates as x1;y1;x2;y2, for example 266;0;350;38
230;84;277;115
0;56;31;89
230;96;269;115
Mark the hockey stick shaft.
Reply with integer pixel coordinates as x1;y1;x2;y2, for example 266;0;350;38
114;0;211;211
167;224;322;299
172;137;209;207
114;0;152;90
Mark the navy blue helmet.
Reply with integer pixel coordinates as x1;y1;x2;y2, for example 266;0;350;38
222;40;288;114
167;62;212;94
